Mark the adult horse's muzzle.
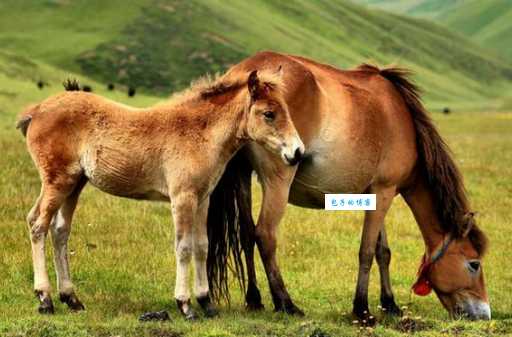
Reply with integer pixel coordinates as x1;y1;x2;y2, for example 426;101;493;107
455;299;491;320
282;138;305;166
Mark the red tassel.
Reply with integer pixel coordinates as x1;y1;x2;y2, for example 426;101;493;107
412;277;432;296
411;254;432;296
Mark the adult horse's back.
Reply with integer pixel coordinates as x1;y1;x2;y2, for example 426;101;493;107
207;51;490;321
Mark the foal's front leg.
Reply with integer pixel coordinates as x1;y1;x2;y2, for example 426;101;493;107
171;192;199;320
193;198;218;317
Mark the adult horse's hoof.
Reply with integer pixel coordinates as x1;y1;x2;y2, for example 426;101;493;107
381;297;402;316
246;302;265;311
35;291;54;314
352;309;377;327
60;293;85;311
177;299;199;321
197;295;219;318
276;300;305;316
245;286;264;311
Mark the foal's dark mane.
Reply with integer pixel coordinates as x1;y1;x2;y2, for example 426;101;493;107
200;81;245;100
358;64;488;255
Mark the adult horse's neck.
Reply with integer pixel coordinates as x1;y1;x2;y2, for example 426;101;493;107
402;177;447;254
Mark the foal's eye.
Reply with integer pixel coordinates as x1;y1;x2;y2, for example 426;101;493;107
467;260;480;273
263;111;275;122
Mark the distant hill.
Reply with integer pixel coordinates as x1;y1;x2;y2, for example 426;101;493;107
355;0;512;63
353;0;460;18
1;0;511;110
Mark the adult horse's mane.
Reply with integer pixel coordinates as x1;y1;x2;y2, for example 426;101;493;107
357;64;488;255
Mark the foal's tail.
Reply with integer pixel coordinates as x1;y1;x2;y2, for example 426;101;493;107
16;104;39;137
206;149;253;302
365;64;486;249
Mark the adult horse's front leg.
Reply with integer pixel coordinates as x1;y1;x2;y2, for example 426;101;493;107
353;187;396;324
171;191;199;320
375;228;402;316
254;166;303;315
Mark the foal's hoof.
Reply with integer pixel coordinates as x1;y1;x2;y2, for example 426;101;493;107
197;295;219;318
276;301;305;316
177;299;199;321
60;293;85;311
35;291;54;314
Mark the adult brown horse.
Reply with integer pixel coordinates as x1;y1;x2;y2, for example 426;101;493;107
17;69;304;318
206;51;490;321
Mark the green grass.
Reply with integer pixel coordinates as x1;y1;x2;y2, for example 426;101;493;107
1;0;512;109
1;54;512;336
1;1;512;335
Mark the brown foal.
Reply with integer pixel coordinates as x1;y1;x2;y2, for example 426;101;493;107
17;69;304;318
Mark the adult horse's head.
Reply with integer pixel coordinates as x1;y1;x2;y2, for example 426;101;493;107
413;213;490;320
244;69;304;166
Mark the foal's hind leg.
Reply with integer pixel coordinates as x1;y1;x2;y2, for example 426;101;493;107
50;176;87;311
28;183;74;314
353;186;396;324
375;228;402;316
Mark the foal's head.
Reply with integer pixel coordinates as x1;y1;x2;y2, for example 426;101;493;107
413;214;490;320
244;70;304;166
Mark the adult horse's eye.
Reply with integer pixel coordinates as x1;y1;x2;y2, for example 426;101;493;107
467;260;480;273
263;111;275;122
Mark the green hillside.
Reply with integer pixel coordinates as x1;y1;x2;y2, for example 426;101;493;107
355;0;512;64
440;0;512;64
353;0;459;18
0;0;511;110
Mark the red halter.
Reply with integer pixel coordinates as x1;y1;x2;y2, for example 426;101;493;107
412;234;452;296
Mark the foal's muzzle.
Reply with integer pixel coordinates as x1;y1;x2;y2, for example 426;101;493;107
281;136;305;166
284;148;303;166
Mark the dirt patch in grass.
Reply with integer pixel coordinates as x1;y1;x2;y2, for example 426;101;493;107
395;316;431;333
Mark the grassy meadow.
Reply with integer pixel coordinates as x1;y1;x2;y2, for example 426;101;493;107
1;1;512;336
1;71;512;337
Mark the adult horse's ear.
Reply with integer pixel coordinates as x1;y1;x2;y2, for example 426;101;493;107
248;70;260;100
461;211;477;237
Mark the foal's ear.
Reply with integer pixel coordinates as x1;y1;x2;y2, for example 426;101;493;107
248;70;260;100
